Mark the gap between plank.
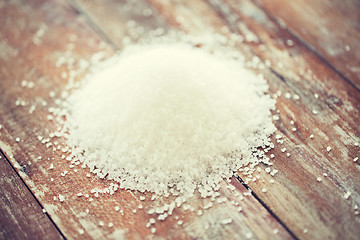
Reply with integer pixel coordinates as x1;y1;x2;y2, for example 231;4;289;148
0;149;67;240
253;0;360;92
234;172;300;240
67;0;120;51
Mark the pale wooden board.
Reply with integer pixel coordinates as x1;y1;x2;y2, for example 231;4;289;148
208;1;360;239
255;0;360;90
72;0;360;239
0;0;294;239
0;152;64;240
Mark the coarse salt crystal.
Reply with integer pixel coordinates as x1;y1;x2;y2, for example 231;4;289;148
344;191;351;199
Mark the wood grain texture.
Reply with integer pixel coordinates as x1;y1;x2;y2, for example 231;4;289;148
255;0;360;90
72;0;360;239
0;152;64;240
0;0;294;239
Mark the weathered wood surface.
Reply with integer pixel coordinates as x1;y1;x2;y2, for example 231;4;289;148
0;151;64;240
0;0;359;239
0;0;294;239
73;0;360;240
255;0;360;90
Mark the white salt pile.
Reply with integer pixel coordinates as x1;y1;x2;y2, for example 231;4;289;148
61;42;276;197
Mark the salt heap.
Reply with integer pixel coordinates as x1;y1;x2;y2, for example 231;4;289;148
63;43;276;197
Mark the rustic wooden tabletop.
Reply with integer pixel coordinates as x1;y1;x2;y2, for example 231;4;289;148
0;0;359;239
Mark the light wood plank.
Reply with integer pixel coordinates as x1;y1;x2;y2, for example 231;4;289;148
255;0;360;90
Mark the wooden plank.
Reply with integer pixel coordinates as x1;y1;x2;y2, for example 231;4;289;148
0;152;63;240
255;0;360;90
0;0;293;239
72;0;360;239
205;1;360;239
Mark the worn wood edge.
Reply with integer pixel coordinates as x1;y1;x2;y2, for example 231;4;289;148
0;150;64;240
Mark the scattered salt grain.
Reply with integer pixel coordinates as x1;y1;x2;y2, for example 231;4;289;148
326;146;332;152
58;194;65;202
286;39;294;47
309;134;314;139
312;109;318;115
221;218;233;225
151;228;156;234
353;157;358;162
246;232;253;239
99;221;104;227
344;191;351;200
177;220;183;225
293;94;300;100
108;222;114;228
15;137;20;142
79;229;85;235
316;177;322;182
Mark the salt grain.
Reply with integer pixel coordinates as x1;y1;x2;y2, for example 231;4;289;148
221;218;233;225
344;191;351;199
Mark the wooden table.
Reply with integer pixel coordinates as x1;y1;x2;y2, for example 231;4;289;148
0;0;359;239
